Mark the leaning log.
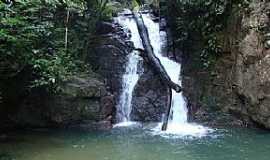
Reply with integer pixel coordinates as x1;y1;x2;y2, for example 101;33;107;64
162;87;172;130
133;12;182;93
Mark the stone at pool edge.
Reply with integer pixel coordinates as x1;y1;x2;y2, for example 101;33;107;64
8;73;115;131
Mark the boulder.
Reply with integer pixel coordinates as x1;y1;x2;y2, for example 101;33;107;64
131;64;169;122
10;74;114;130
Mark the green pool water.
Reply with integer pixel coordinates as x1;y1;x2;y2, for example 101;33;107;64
1;125;270;160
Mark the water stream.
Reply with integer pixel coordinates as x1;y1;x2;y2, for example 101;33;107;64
114;11;143;127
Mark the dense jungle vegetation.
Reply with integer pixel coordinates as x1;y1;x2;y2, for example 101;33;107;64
0;0;122;95
164;0;250;68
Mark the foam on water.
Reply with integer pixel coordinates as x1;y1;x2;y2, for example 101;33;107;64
113;121;141;128
151;123;214;138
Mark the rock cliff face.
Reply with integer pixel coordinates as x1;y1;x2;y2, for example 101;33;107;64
87;21;132;108
183;0;270;129
234;1;270;128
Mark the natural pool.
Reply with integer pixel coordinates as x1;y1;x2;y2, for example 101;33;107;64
1;125;270;160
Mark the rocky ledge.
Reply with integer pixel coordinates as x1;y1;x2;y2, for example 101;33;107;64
0;73;114;131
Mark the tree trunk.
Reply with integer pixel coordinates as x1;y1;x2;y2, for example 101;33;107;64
162;87;172;130
133;12;182;93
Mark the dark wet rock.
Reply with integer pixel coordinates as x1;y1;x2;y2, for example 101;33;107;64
2;73;114;130
131;64;169;122
87;27;133;97
96;21;115;35
100;95;115;119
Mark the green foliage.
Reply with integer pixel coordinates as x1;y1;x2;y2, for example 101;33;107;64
166;0;250;68
0;0;114;93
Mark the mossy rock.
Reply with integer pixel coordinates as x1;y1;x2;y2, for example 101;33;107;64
60;73;106;98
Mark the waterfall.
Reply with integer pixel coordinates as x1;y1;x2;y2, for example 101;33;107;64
141;14;188;124
114;11;143;126
114;11;211;136
141;14;212;137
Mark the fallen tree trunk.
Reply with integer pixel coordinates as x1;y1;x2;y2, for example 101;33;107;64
133;12;182;93
162;87;172;130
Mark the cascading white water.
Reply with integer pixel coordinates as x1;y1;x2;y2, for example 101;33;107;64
114;11;143;127
113;11;212;136
141;14;212;137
